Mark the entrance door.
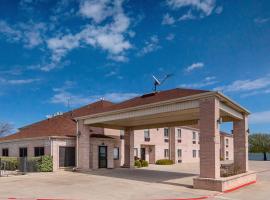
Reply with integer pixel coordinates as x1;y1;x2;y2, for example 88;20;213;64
59;147;75;167
99;146;107;168
141;148;146;160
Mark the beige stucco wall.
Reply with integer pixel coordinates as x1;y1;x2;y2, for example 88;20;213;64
220;135;234;161
0;137;76;171
0;138;51;157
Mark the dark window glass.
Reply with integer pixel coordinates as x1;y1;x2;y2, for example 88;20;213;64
19;148;28;157
2;148;9;157
34;147;45;157
59;147;75;167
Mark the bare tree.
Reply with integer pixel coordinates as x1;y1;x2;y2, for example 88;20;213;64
0;122;13;137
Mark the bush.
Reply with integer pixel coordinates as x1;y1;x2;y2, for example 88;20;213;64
155;159;173;165
0;157;19;170
141;160;149;167
37;156;53;172
134;160;142;168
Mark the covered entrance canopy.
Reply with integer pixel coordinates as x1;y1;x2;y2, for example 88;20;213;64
75;88;255;192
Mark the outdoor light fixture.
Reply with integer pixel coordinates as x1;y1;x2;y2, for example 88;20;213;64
217;117;223;124
247;129;250;134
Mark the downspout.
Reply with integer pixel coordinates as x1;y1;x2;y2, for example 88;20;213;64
76;120;79;169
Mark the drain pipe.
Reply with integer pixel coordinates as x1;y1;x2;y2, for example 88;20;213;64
76;120;79;169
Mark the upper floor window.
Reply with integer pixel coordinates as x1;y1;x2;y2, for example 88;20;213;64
225;138;229;147
134;148;138;157
192;150;197;158
120;130;124;140
2;148;8;157
144;129;150;138
34;147;44;157
192;132;196;140
164;128;169;138
177;129;182;138
177;149;182;158
226;151;229;160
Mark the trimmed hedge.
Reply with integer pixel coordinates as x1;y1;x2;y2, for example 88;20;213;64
0;156;53;172
37;155;53;172
155;159;173;165
134;159;149;168
0;157;19;170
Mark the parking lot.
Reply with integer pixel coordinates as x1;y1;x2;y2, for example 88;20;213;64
0;161;269;200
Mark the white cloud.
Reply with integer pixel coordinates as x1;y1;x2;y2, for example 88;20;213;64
215;6;223;14
179;10;196;21
0;20;47;49
166;33;175;41
137;35;161;56
164;0;221;24
254;17;270;24
166;0;216;16
79;0;112;23
162;13;175;25
250;110;270;124
0;78;40;85
50;81;139;106
185;62;204;72
45;0;132;70
214;75;270;93
179;76;217;88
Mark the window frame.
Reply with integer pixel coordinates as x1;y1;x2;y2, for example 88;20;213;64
192;150;197;158
164;128;169;138
19;147;28;157
177;129;182;139
34;147;45;157
177;149;182;158
2;148;9;157
113;147;120;160
164;149;169;158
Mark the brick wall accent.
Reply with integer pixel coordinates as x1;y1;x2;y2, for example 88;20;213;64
199;97;221;179
124;128;134;168
233;116;249;172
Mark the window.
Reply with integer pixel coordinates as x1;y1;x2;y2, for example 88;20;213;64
192;132;196;140
2;148;8;157
177;129;182;138
134;148;138;157
120;130;124;140
164;149;169;158
164;128;169;138
19;147;28;157
144;129;150;141
177;149;182;158
225;139;229;147
114;147;120;160
192;150;196;158
34;147;44;157
226;151;229;160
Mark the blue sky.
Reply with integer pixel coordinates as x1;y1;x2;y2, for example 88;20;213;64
0;0;269;133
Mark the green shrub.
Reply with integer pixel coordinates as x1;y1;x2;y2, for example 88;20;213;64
0;157;19;170
141;160;149;167
134;160;142;168
155;159;173;165
37;156;53;172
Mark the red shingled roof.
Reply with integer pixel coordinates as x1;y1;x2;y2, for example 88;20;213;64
0;100;114;142
0;88;209;142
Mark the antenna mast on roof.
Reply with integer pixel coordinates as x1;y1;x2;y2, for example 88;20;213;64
152;73;173;92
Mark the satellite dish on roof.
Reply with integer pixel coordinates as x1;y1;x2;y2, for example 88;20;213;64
152;73;173;92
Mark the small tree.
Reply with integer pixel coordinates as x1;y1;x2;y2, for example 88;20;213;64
249;133;270;161
0;122;13;137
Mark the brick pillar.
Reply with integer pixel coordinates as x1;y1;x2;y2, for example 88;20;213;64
233;116;249;172
77;120;91;170
169;127;176;163
199;97;220;179
124;128;135;168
